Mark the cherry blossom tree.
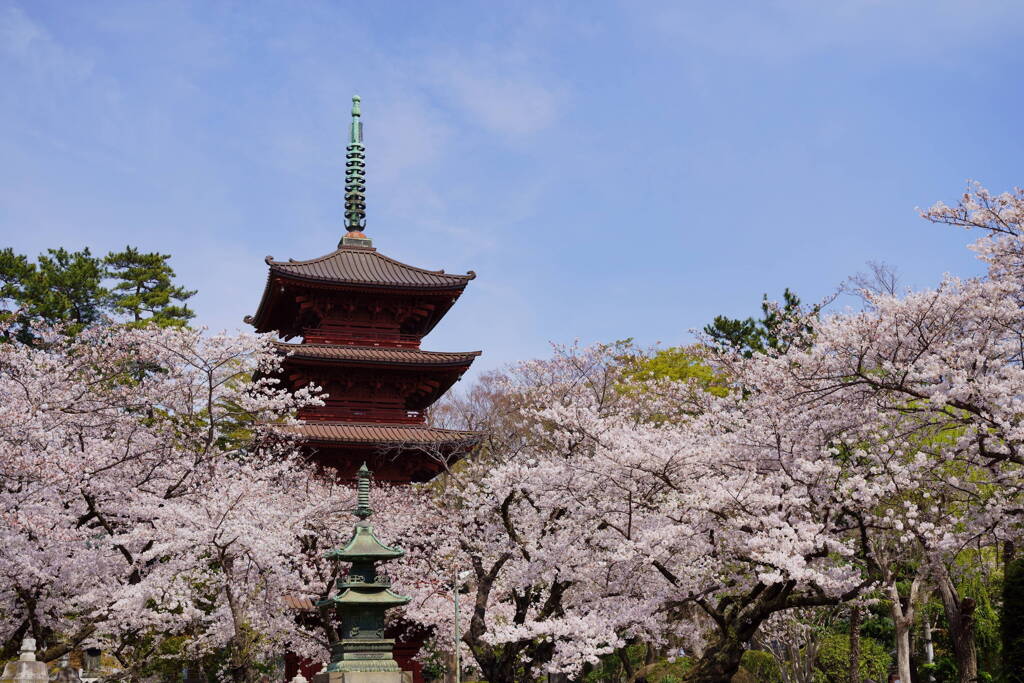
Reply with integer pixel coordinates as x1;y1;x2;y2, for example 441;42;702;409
412;348;666;683
683;181;1024;682
421;343;873;682
0;324;338;680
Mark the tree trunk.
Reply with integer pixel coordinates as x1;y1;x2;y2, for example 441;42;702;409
684;629;749;683
933;566;978;683
894;624;912;683
684;581;809;683
476;659;519;683
222;557;257;683
888;577;919;683
617;645;637;681
1003;557;1024;683
848;605;861;683
923;612;934;683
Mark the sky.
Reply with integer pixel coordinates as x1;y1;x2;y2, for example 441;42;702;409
1;0;1023;376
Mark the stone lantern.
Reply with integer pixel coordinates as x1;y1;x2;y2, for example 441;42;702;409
316;463;412;683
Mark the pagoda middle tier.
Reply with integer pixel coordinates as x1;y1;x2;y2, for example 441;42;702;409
275;343;481;423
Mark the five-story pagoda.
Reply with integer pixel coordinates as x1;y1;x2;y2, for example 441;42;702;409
246;95;481;483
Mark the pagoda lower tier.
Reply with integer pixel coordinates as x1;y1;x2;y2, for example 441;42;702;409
270;342;482;482
283;422;480;482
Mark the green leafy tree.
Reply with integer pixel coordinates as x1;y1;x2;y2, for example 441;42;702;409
703;288;814;357
104;246;195;327
618;343;728;397
0;245;195;342
0;248;35;322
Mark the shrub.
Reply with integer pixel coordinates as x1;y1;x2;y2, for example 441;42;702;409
740;649;782;683
814;633;889;683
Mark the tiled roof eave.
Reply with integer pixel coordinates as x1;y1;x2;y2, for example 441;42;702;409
274;343;482;367
278;422;483;446
267;268;471;291
264;247;476;290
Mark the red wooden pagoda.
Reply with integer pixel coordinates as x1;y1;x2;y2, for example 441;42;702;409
246;96;480;680
246;95;481;484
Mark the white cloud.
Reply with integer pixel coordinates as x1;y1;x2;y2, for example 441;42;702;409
0;4;92;80
372;93;454;179
427;52;564;138
638;0;1024;63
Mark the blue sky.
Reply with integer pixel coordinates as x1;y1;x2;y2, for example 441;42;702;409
2;1;1022;375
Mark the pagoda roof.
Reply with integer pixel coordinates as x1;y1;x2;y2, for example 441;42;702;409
275;343;481;367
283;421;481;446
265;246;475;290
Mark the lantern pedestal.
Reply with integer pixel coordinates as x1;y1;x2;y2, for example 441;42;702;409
313;672;412;683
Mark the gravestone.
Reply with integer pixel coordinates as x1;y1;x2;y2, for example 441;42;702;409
52;655;81;683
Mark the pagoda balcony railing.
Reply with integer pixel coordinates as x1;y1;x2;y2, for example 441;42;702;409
303;328;421;348
299;407;426;424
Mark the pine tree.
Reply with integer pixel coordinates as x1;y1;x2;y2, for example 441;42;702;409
104;246;196;327
0;245;196;342
0;247;108;342
704;288;812;356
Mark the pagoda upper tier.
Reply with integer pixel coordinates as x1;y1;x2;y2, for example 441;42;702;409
245;245;476;345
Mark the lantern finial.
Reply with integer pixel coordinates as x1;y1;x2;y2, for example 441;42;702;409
355;462;372;520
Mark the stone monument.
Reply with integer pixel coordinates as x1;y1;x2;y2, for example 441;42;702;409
314;463;413;683
0;639;48;683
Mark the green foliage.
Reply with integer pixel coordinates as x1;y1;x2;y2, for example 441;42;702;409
0;245;194;342
645;656;692;683
618;344;729;397
104;246;196;327
955;548;1003;676
580;646;692;683
1002;557;1024;682
581;642;647;682
704;288;814;357
740;649;781;683
813;633;889;683
0;247;108;339
921;656;959;683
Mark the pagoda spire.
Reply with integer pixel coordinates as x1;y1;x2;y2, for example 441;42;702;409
340;94;372;248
